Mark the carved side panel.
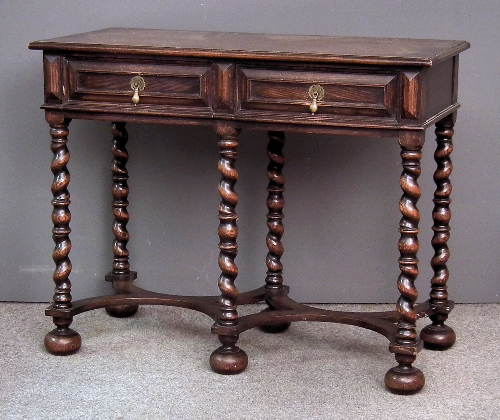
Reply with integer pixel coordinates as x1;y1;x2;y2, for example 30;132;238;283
401;71;421;120
213;63;235;111
43;54;63;104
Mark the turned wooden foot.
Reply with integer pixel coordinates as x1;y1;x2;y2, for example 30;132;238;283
44;324;81;356
385;355;425;395
210;336;248;374
258;308;291;333
259;322;291;334
210;347;248;374
420;321;456;350
105;304;139;318
385;366;425;395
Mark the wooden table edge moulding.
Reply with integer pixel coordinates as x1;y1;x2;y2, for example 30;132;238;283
29;28;470;394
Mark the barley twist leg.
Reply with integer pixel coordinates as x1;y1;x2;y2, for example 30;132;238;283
44;113;81;355
105;122;138;318
420;114;456;350
260;131;291;333
385;144;424;394
210;123;248;374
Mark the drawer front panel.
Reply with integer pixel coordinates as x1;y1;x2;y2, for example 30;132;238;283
66;60;213;109
237;67;398;118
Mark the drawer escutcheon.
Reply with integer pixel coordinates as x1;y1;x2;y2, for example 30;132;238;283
308;85;324;115
130;76;145;105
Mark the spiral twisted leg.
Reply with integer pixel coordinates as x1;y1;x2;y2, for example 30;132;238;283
385;143;424;394
420;114;456;350
110;122;131;275
260;131;291;333
44;113;81;355
105;122;138;318
210;122;248;374
265;131;286;291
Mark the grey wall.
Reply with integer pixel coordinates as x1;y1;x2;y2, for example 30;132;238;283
1;1;498;303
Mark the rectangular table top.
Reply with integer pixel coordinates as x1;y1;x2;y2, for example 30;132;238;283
29;28;470;67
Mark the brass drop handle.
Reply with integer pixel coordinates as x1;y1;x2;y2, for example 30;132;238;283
130;76;145;105
308;85;324;115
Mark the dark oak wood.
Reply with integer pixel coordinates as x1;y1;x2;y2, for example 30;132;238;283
259;130;291;333
44;111;81;355
210;122;248;374
29;29;469;394
104;122;139;318
29;28;468;66
420;114;457;350
386;141;425;393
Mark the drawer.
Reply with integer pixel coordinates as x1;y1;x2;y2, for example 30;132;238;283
65;59;213;109
237;67;398;119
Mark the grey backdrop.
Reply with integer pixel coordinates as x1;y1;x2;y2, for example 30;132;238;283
1;1;498;303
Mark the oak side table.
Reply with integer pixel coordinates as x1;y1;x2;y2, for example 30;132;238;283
29;29;469;394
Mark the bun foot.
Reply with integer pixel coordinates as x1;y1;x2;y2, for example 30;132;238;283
385;365;425;395
259;322;291;333
420;323;456;350
105;304;139;318
44;328;82;356
258;307;291;333
210;346;248;374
